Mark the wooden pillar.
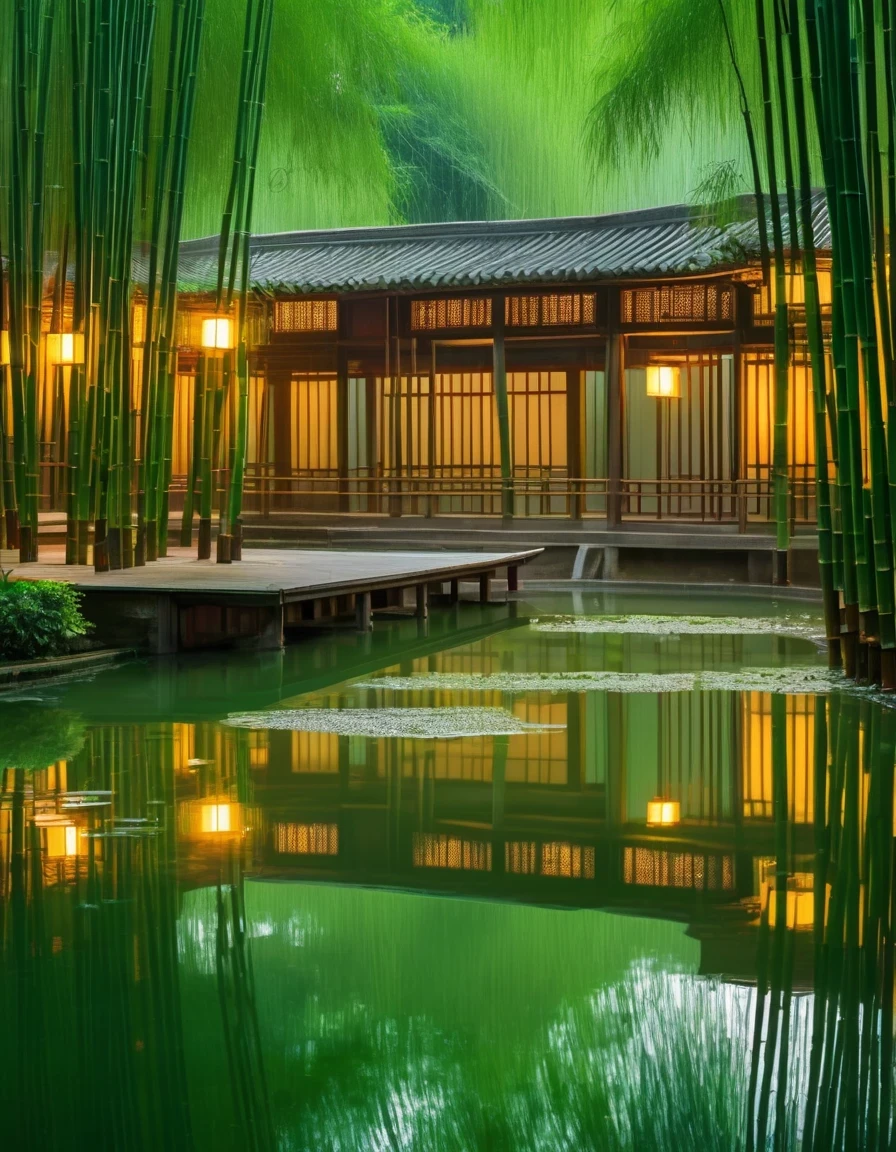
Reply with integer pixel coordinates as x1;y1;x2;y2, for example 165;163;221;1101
479;571;492;603
355;591;372;632
269;366;293;512
492;294;513;519
415;583;429;619
566;368;584;519
605;289;624;528
387;295;403;517
507;564;519;593
336;345;350;513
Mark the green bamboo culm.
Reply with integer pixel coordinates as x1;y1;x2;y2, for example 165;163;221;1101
212;0;274;563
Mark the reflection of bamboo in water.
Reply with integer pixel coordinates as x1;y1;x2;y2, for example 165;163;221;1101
214;852;276;1152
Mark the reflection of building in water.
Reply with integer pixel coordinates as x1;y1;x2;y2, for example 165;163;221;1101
0;670;842;989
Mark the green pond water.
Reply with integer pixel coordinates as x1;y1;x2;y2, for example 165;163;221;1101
0;589;892;1150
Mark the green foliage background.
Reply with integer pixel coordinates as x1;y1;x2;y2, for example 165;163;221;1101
180;0;754;237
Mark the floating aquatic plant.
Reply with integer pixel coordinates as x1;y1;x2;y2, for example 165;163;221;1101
354;666;844;696
531;614;824;643
223;706;564;738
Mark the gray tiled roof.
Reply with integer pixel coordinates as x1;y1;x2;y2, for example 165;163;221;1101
175;193;831;296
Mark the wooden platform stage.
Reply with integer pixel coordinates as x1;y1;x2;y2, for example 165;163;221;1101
10;546;541;654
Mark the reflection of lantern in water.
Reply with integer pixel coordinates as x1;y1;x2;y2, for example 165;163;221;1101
758;859;816;930
199;801;237;834
646;798;681;827
34;815;81;857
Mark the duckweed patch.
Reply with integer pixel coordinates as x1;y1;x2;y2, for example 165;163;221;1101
354;666;845;696
531;614;824;643
223;706;564;739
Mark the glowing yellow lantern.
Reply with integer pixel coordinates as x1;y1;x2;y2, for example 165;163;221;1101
36;817;80;858
46;332;85;365
645;365;680;399
646;798;681;826
201;317;233;352
760;867;816;930
200;802;234;833
0;331;9;366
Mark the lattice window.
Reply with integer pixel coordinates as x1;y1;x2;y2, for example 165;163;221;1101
623;846;734;890
274;298;338;333
413;832;492;871
411;297;492;330
541;842;595;879
507;292;596;327
505;840;537;874
275;822;339;855
621;283;734;325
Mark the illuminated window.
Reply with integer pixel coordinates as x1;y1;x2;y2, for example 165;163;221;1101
274;299;338;333
413;832;491;871
540;842;595;879
275;822;339;855
505;840;537;874
506;293;596;327
623;846;734;890
752;268;833;322
621;283;734;325
248;731;269;768
411;297;491;330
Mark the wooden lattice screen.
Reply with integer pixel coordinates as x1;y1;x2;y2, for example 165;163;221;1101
621;283;734;325
410;293;596;331
622;846;735;890
273;298;338;333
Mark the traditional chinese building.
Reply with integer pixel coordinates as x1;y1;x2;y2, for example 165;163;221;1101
163;194;829;579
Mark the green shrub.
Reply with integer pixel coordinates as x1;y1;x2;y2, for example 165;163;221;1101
0;578;92;661
0;703;87;769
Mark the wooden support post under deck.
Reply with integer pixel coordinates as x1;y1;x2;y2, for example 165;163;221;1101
492;293;514;519
415;583;429;619
355;591;373;632
449;578;459;604
605;291;624;528
479;572;492;603
507;565;519;593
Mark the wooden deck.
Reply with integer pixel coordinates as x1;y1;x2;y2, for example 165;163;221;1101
9;546;541;653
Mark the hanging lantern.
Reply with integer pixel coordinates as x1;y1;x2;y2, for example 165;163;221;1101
46;332;85;365
201;317;234;352
646;797;681;826
645;364;680;398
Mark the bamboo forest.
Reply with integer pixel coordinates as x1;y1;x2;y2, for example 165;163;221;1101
4;2;896;1150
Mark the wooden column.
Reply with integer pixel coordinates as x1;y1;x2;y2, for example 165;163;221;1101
364;376;379;513
388;295;403;518
269;366;293;512
566;368;585;519
336;344;350;513
492;293;513;519
605;289;624;527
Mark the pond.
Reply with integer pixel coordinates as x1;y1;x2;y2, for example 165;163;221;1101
0;589;891;1151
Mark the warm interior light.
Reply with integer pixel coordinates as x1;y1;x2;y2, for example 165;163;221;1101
201;317;233;351
46;332;85;365
200;802;233;833
645;365;680;398
646;798;681;826
759;863;816;930
0;331;9;366
38;820;80;858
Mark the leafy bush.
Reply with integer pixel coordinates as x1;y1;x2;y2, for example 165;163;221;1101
0;703;87;770
0;577;91;660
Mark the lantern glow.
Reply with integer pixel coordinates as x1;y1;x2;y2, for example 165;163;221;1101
645;365;680;398
0;331;9;366
646;798;680;826
760;867;816;930
200;802;233;833
46;332;85;365
201;317;233;351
